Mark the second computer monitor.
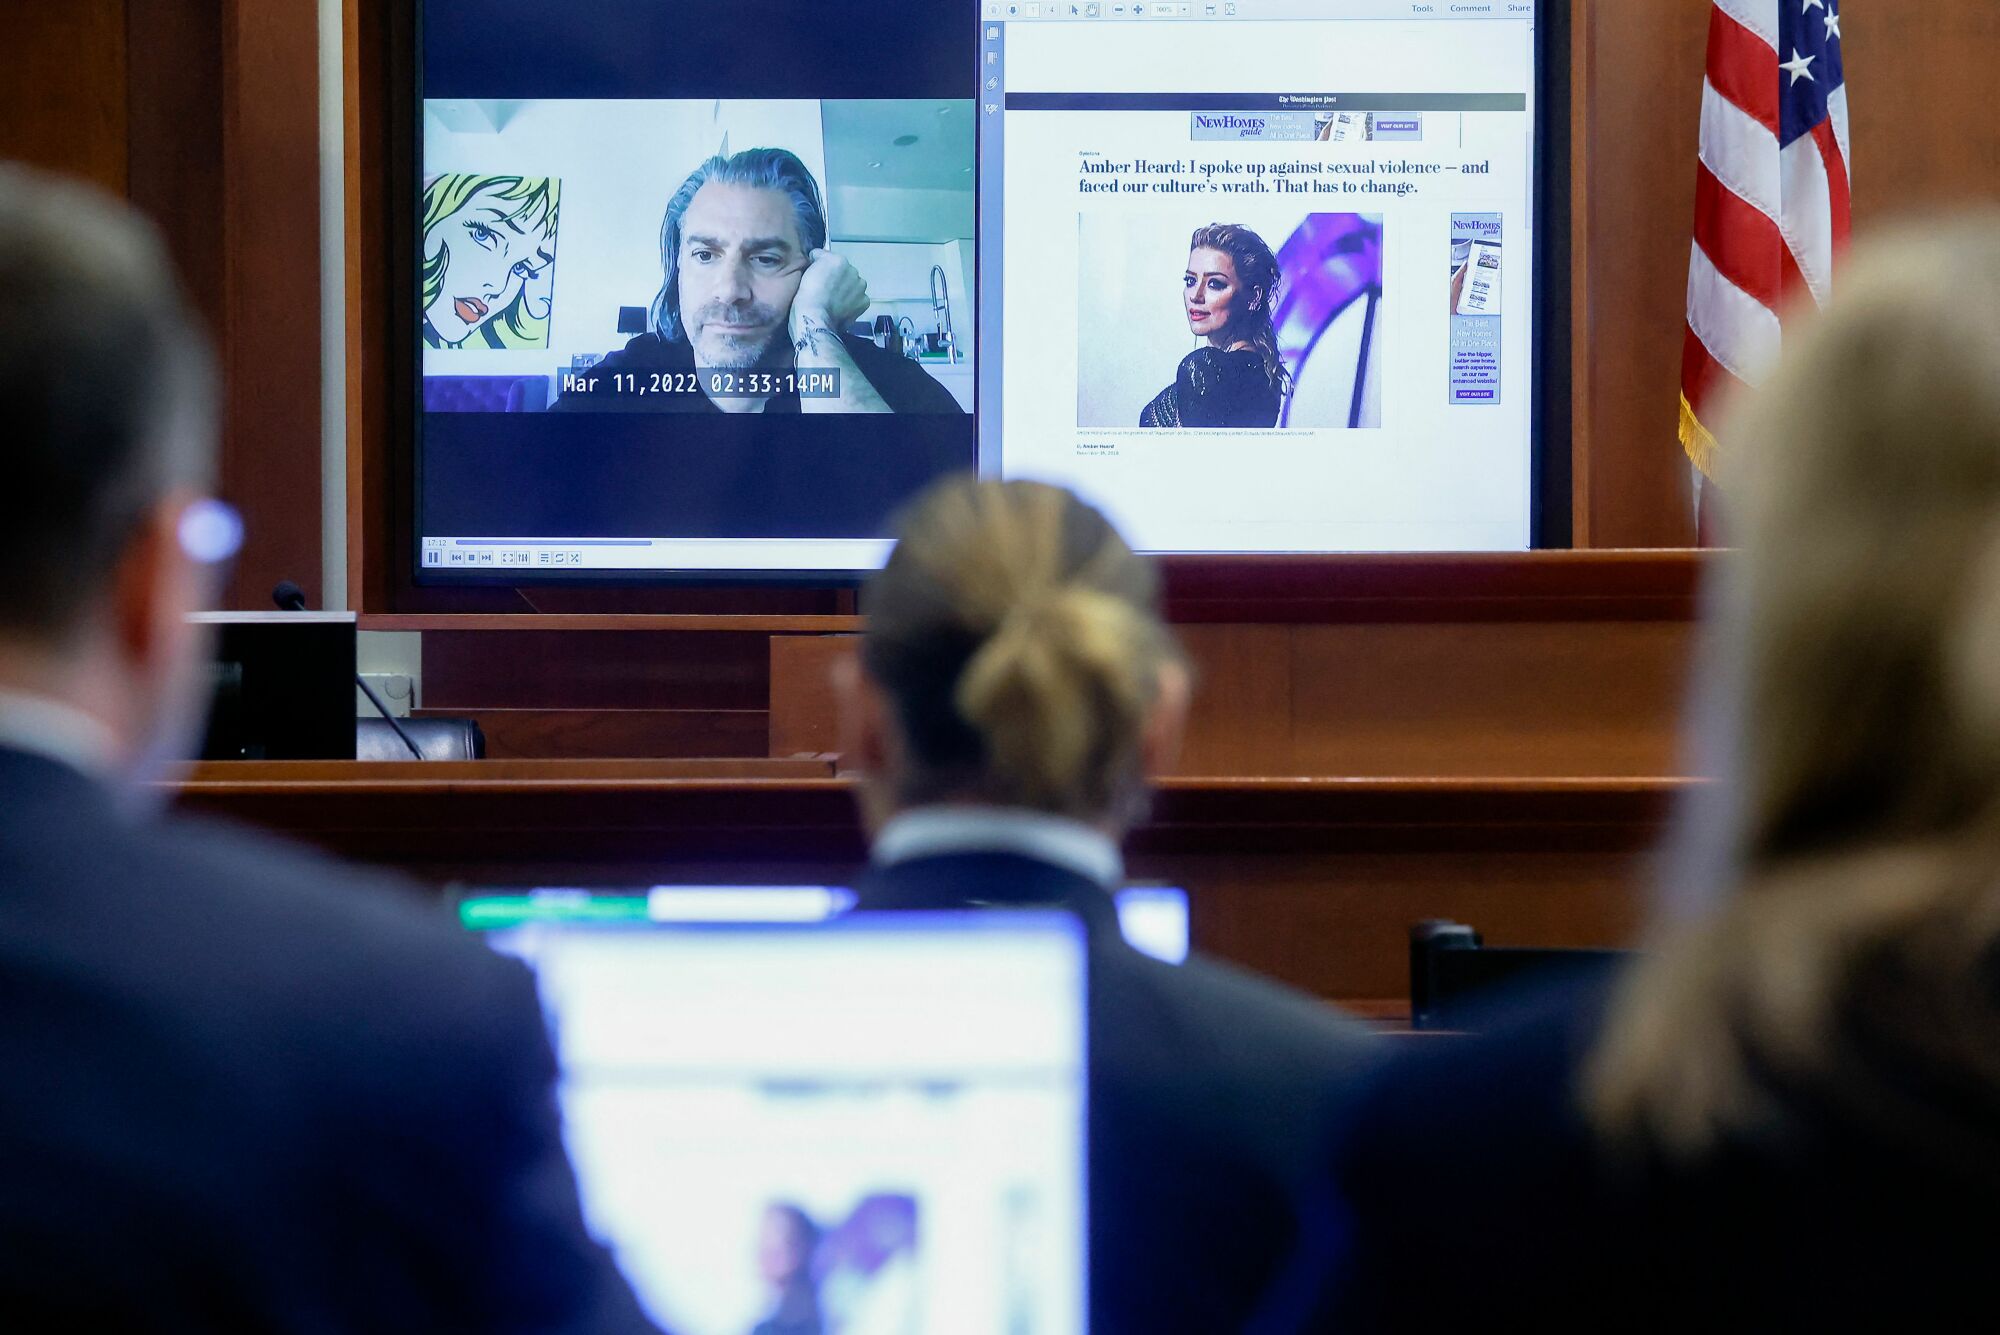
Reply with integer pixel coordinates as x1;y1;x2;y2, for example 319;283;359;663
479;911;1090;1334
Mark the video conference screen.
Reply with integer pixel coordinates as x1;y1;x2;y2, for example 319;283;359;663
415;0;1543;580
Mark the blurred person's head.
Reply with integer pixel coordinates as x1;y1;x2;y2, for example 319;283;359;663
1589;217;2000;1169
0;166;226;780
839;477;1189;834
650;148;827;369
757;1202;820;1289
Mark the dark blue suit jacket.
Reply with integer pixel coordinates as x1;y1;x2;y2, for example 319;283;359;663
0;748;660;1333
1314;972;2000;1331
854;850;1373;1333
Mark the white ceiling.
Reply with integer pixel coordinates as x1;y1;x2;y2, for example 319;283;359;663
822;99;975;193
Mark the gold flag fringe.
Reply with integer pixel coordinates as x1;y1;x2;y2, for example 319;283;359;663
1680;393;1718;481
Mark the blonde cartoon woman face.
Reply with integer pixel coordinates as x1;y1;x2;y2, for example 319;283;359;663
420;175;560;348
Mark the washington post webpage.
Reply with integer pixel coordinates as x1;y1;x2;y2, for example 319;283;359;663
980;1;1539;551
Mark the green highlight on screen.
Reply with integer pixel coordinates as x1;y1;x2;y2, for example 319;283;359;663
459;894;651;930
459;886;860;931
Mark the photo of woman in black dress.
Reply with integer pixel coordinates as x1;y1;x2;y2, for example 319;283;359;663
1139;223;1292;428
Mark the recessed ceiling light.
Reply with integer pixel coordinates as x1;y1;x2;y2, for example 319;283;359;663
961;165;973;173
938;105;953;115
868;160;883;169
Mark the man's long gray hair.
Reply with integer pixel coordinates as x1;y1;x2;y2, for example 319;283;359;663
648;147;829;341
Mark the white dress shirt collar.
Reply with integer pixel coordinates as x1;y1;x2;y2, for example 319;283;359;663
872;805;1125;889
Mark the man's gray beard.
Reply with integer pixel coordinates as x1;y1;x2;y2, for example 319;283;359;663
691;324;788;371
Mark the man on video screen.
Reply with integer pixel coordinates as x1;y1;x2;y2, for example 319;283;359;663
555;148;961;415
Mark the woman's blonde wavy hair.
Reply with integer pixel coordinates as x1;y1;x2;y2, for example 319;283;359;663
419;173;560;349
861;477;1182;824
1587;217;2000;1176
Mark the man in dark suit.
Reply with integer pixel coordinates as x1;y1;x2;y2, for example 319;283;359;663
0;167;660;1332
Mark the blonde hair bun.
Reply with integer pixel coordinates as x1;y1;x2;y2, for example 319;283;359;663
955;585;1156;814
861;477;1181;821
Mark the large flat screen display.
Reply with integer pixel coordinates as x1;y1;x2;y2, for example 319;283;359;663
413;0;1549;581
981;0;1546;552
416;1;977;578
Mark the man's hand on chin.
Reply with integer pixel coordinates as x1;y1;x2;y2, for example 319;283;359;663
788;247;870;350
789;247;891;414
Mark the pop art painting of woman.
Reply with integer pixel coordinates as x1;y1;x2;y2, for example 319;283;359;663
420;174;560;349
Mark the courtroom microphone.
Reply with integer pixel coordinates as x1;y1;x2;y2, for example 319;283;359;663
271;581;426;762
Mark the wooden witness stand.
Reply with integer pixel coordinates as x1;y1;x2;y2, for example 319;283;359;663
173;762;1688;1009
175;552;1707;1008
163;0;1738;1012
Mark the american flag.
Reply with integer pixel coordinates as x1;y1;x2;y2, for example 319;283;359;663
1680;0;1850;483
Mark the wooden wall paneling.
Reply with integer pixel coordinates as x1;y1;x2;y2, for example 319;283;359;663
6;6;128;191
1569;0;1706;550
1164;845;1653;1001
507;587;856;616
765;626;1315;775
345;0;396;614
421;629;776;758
15;2;321;606
127;0;324;609
171;762;865;883
125;2;224;335
5;6;130;196
1138;776;1675;998
769;635;855;758
758;580;1700;782
1160;550;1706;623
1174;625;1295;775
169;765;1681;1004
1842;4;2000;218
1280;619;1691;778
434;708;774;760
1169;559;1701;780
217;0;324;610
422;630;773;709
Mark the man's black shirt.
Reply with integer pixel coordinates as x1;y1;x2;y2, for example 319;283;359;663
551;330;963;414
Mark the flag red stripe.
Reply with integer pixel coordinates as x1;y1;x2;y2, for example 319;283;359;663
1685;0;1852;493
1811;118;1853;257
1681;322;1746;425
1693;161;1785;310
1705;7;1781;137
